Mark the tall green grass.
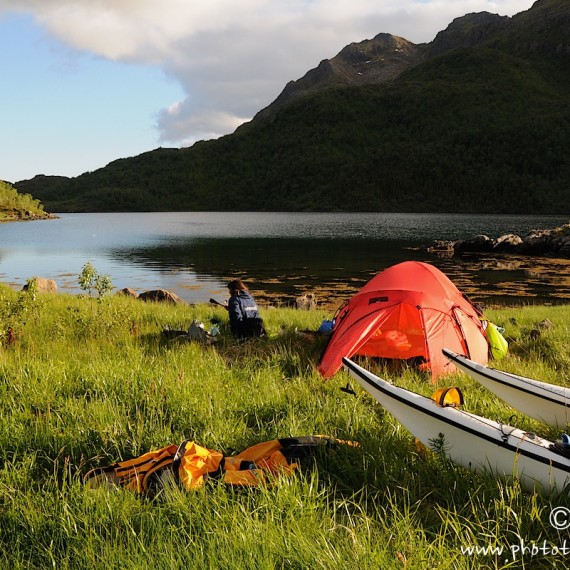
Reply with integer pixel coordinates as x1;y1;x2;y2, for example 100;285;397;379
1;283;569;569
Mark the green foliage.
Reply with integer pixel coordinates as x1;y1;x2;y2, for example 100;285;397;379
0;283;45;346
15;5;570;215
0;180;47;221
78;262;114;298
0;287;569;568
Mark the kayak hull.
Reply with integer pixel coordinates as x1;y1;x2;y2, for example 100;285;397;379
443;348;570;428
343;357;570;495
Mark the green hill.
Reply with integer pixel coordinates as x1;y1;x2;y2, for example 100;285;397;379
0;180;52;221
15;0;570;213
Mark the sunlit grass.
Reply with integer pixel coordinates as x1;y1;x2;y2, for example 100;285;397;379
1;283;569;568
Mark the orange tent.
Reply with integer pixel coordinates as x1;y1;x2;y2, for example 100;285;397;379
317;261;489;380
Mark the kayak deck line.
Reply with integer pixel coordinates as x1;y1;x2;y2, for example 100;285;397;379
444;348;569;403
342;357;570;494
443;348;570;427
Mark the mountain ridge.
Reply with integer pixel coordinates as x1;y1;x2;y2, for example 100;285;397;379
12;0;570;214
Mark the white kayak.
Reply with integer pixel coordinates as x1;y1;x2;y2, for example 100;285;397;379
443;348;570;428
343;356;570;495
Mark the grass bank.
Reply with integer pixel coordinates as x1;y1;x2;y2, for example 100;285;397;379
0;284;569;569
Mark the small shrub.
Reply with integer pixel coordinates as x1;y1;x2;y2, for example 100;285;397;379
78;262;114;298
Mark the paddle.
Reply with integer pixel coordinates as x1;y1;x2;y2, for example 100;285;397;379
209;298;227;308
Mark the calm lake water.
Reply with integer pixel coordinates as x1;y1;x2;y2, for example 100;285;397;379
1;212;569;308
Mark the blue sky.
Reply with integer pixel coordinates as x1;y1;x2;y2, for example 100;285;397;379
1;12;184;182
0;1;535;183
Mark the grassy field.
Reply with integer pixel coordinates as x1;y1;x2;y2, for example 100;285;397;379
1;283;569;569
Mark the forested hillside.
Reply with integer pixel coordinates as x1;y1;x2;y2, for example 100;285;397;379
15;0;570;214
0;180;51;221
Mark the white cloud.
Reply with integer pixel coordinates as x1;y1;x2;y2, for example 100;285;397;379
0;0;536;148
158;104;248;147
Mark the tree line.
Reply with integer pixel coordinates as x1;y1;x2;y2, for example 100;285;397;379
0;180;48;220
16;47;570;214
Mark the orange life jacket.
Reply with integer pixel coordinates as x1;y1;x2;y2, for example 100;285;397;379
84;435;357;496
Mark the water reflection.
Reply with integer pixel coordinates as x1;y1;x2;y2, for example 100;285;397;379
1;212;568;308
111;237;570;307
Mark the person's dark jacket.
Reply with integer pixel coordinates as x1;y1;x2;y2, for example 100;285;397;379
227;291;265;338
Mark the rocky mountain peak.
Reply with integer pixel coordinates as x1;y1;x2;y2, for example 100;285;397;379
250;0;569;125
252;33;422;122
423;12;510;57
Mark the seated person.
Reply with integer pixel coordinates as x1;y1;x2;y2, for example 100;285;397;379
225;279;266;338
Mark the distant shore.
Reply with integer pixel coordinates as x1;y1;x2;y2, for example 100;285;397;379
425;223;570;259
0;211;58;223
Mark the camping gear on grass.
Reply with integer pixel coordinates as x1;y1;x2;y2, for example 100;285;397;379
443;348;570;428
318;261;489;380
343;356;570;496
431;386;464;408
84;436;353;496
485;321;508;360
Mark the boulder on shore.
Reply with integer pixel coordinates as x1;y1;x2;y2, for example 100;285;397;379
278;293;318;310
290;294;317;310
493;234;523;252
138;289;184;304
117;288;138;298
454;235;494;254
22;277;57;293
425;223;570;259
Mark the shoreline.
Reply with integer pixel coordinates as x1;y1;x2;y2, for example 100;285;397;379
0;212;58;223
425;223;570;259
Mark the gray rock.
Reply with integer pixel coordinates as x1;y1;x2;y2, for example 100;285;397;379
454;235;494;253
138;289;184;304
537;319;553;330
294;294;317;310
493;234;523;252
22;277;57;293
117;288;138;298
